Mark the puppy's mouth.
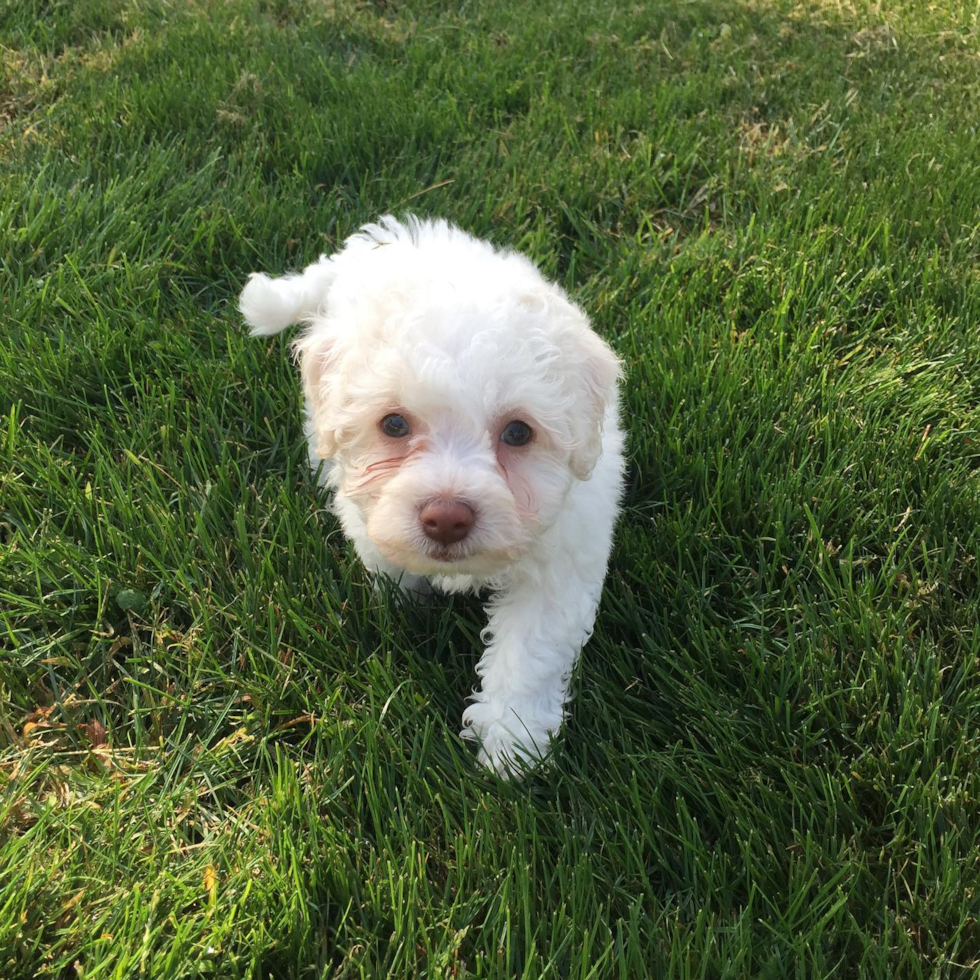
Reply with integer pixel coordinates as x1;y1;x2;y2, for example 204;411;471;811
414;540;500;574
379;538;524;578
424;544;469;564
416;539;528;577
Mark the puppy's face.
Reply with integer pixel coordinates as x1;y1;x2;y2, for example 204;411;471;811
296;258;620;578
342;405;568;578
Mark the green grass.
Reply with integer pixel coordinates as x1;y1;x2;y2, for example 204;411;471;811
2;0;980;975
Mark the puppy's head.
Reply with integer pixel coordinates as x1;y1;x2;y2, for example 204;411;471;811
295;218;620;578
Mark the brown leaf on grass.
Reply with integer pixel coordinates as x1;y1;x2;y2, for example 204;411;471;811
22;705;62;740
78;719;108;748
24;705;56;724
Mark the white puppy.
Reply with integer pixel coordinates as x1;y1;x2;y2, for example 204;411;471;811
240;215;624;775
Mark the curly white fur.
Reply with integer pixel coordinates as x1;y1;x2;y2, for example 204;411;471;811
240;215;624;777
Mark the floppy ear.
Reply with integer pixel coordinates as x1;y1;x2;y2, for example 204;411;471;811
293;328;342;460
566;325;622;480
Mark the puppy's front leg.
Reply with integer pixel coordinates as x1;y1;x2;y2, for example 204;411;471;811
460;559;604;776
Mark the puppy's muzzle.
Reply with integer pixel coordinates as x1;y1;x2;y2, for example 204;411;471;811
420;499;476;546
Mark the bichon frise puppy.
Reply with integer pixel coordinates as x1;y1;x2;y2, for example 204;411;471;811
240;215;624;775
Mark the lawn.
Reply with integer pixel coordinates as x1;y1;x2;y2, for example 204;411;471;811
2;0;980;976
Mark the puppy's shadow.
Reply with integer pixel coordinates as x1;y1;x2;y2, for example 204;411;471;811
370;571;486;694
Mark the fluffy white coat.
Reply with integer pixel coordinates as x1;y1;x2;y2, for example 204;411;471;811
240;215;624;775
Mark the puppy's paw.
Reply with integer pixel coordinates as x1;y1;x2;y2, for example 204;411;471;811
461;702;556;779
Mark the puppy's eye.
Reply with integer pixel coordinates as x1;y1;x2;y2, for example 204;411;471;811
500;420;532;447
380;414;411;438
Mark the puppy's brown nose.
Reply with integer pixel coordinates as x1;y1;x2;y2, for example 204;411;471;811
419;500;475;546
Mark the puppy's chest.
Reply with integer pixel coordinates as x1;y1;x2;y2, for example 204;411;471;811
428;572;482;595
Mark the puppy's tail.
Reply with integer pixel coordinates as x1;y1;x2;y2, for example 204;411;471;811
239;256;336;337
